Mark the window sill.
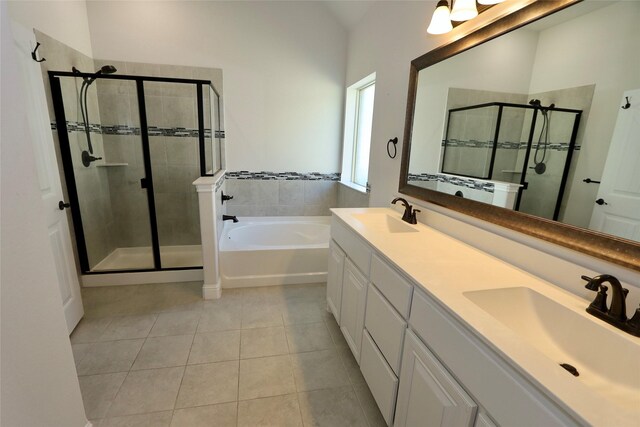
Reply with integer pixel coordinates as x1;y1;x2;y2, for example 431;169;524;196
339;180;368;194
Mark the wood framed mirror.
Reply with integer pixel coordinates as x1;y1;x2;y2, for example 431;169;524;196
399;0;640;272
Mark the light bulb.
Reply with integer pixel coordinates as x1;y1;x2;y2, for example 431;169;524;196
427;0;453;35
450;0;478;21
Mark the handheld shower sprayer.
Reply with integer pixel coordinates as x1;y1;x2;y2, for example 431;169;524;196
72;65;117;165
528;99;555;175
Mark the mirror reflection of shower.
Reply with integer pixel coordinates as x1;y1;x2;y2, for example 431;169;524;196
72;65;117;167
440;101;582;220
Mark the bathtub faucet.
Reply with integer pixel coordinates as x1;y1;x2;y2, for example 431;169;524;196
223;215;238;223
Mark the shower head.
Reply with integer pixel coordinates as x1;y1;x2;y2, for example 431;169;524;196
72;65;118;85
87;65;117;85
529;99;541;107
96;65;117;75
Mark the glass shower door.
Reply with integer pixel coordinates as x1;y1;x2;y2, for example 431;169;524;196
144;80;203;268
57;76;155;271
518;109;581;220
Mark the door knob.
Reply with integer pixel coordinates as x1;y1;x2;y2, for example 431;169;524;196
58;201;71;210
595;198;608;206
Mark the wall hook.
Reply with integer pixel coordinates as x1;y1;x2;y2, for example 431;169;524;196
31;42;45;63
387;137;398;159
622;96;630;109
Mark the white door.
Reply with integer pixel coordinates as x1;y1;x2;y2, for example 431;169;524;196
589;89;640;241
11;23;84;334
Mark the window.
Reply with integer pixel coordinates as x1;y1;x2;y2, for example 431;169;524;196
341;73;376;192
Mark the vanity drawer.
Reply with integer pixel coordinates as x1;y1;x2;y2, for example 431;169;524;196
331;216;372;276
365;283;406;375
370;254;413;317
360;329;399;426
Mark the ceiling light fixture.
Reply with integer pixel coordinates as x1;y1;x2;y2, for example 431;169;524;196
426;0;453;35
427;0;506;35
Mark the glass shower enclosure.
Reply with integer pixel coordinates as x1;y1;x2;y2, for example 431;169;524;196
441;102;582;220
49;70;223;273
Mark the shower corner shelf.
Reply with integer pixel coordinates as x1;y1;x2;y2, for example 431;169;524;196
96;163;129;167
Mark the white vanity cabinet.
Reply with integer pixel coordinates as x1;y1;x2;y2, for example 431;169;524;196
394;329;477;427
339;258;368;361
327;212;582;427
326;240;345;323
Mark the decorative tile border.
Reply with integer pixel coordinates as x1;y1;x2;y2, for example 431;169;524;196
51;121;225;139
225;171;341;181
442;139;579;151
408;173;495;193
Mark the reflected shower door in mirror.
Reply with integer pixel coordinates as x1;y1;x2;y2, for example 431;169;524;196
411;92;582;221
402;0;640;244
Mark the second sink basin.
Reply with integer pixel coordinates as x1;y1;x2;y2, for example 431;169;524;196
352;213;419;233
464;286;640;412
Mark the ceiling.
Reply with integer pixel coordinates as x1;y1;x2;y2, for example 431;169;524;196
322;1;375;31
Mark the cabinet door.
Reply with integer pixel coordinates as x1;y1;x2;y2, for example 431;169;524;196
339;258;368;363
474;411;498;427
327;240;345;323
395;330;477;427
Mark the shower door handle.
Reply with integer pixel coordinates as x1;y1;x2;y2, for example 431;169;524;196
140;178;148;189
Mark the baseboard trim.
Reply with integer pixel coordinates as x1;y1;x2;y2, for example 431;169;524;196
202;281;222;300
82;269;204;287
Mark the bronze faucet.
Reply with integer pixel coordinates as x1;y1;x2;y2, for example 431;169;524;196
391;197;420;224
582;274;640;337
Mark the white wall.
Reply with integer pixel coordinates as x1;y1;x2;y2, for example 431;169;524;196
0;3;87;426
85;1;348;173
7;0;93;57
347;0;640;299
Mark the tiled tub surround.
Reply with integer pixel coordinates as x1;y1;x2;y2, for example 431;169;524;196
224;172;341;217
71;282;385;426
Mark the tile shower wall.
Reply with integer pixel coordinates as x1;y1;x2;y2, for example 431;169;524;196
224;173;340;217
36;30;116;269
92;60;224;249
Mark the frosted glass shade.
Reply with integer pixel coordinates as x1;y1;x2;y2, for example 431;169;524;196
478;0;505;4
450;0;478;21
427;0;453;35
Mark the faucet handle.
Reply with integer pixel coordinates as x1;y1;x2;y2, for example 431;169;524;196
627;306;640;336
582;275;599;291
588;284;609;313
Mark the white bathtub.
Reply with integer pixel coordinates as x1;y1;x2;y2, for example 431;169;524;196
219;216;330;287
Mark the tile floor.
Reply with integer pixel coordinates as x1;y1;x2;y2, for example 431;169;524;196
72;282;386;427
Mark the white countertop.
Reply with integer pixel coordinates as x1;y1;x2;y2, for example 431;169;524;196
331;207;640;427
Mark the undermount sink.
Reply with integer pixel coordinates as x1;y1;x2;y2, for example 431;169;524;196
464;287;640;412
352;213;419;234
